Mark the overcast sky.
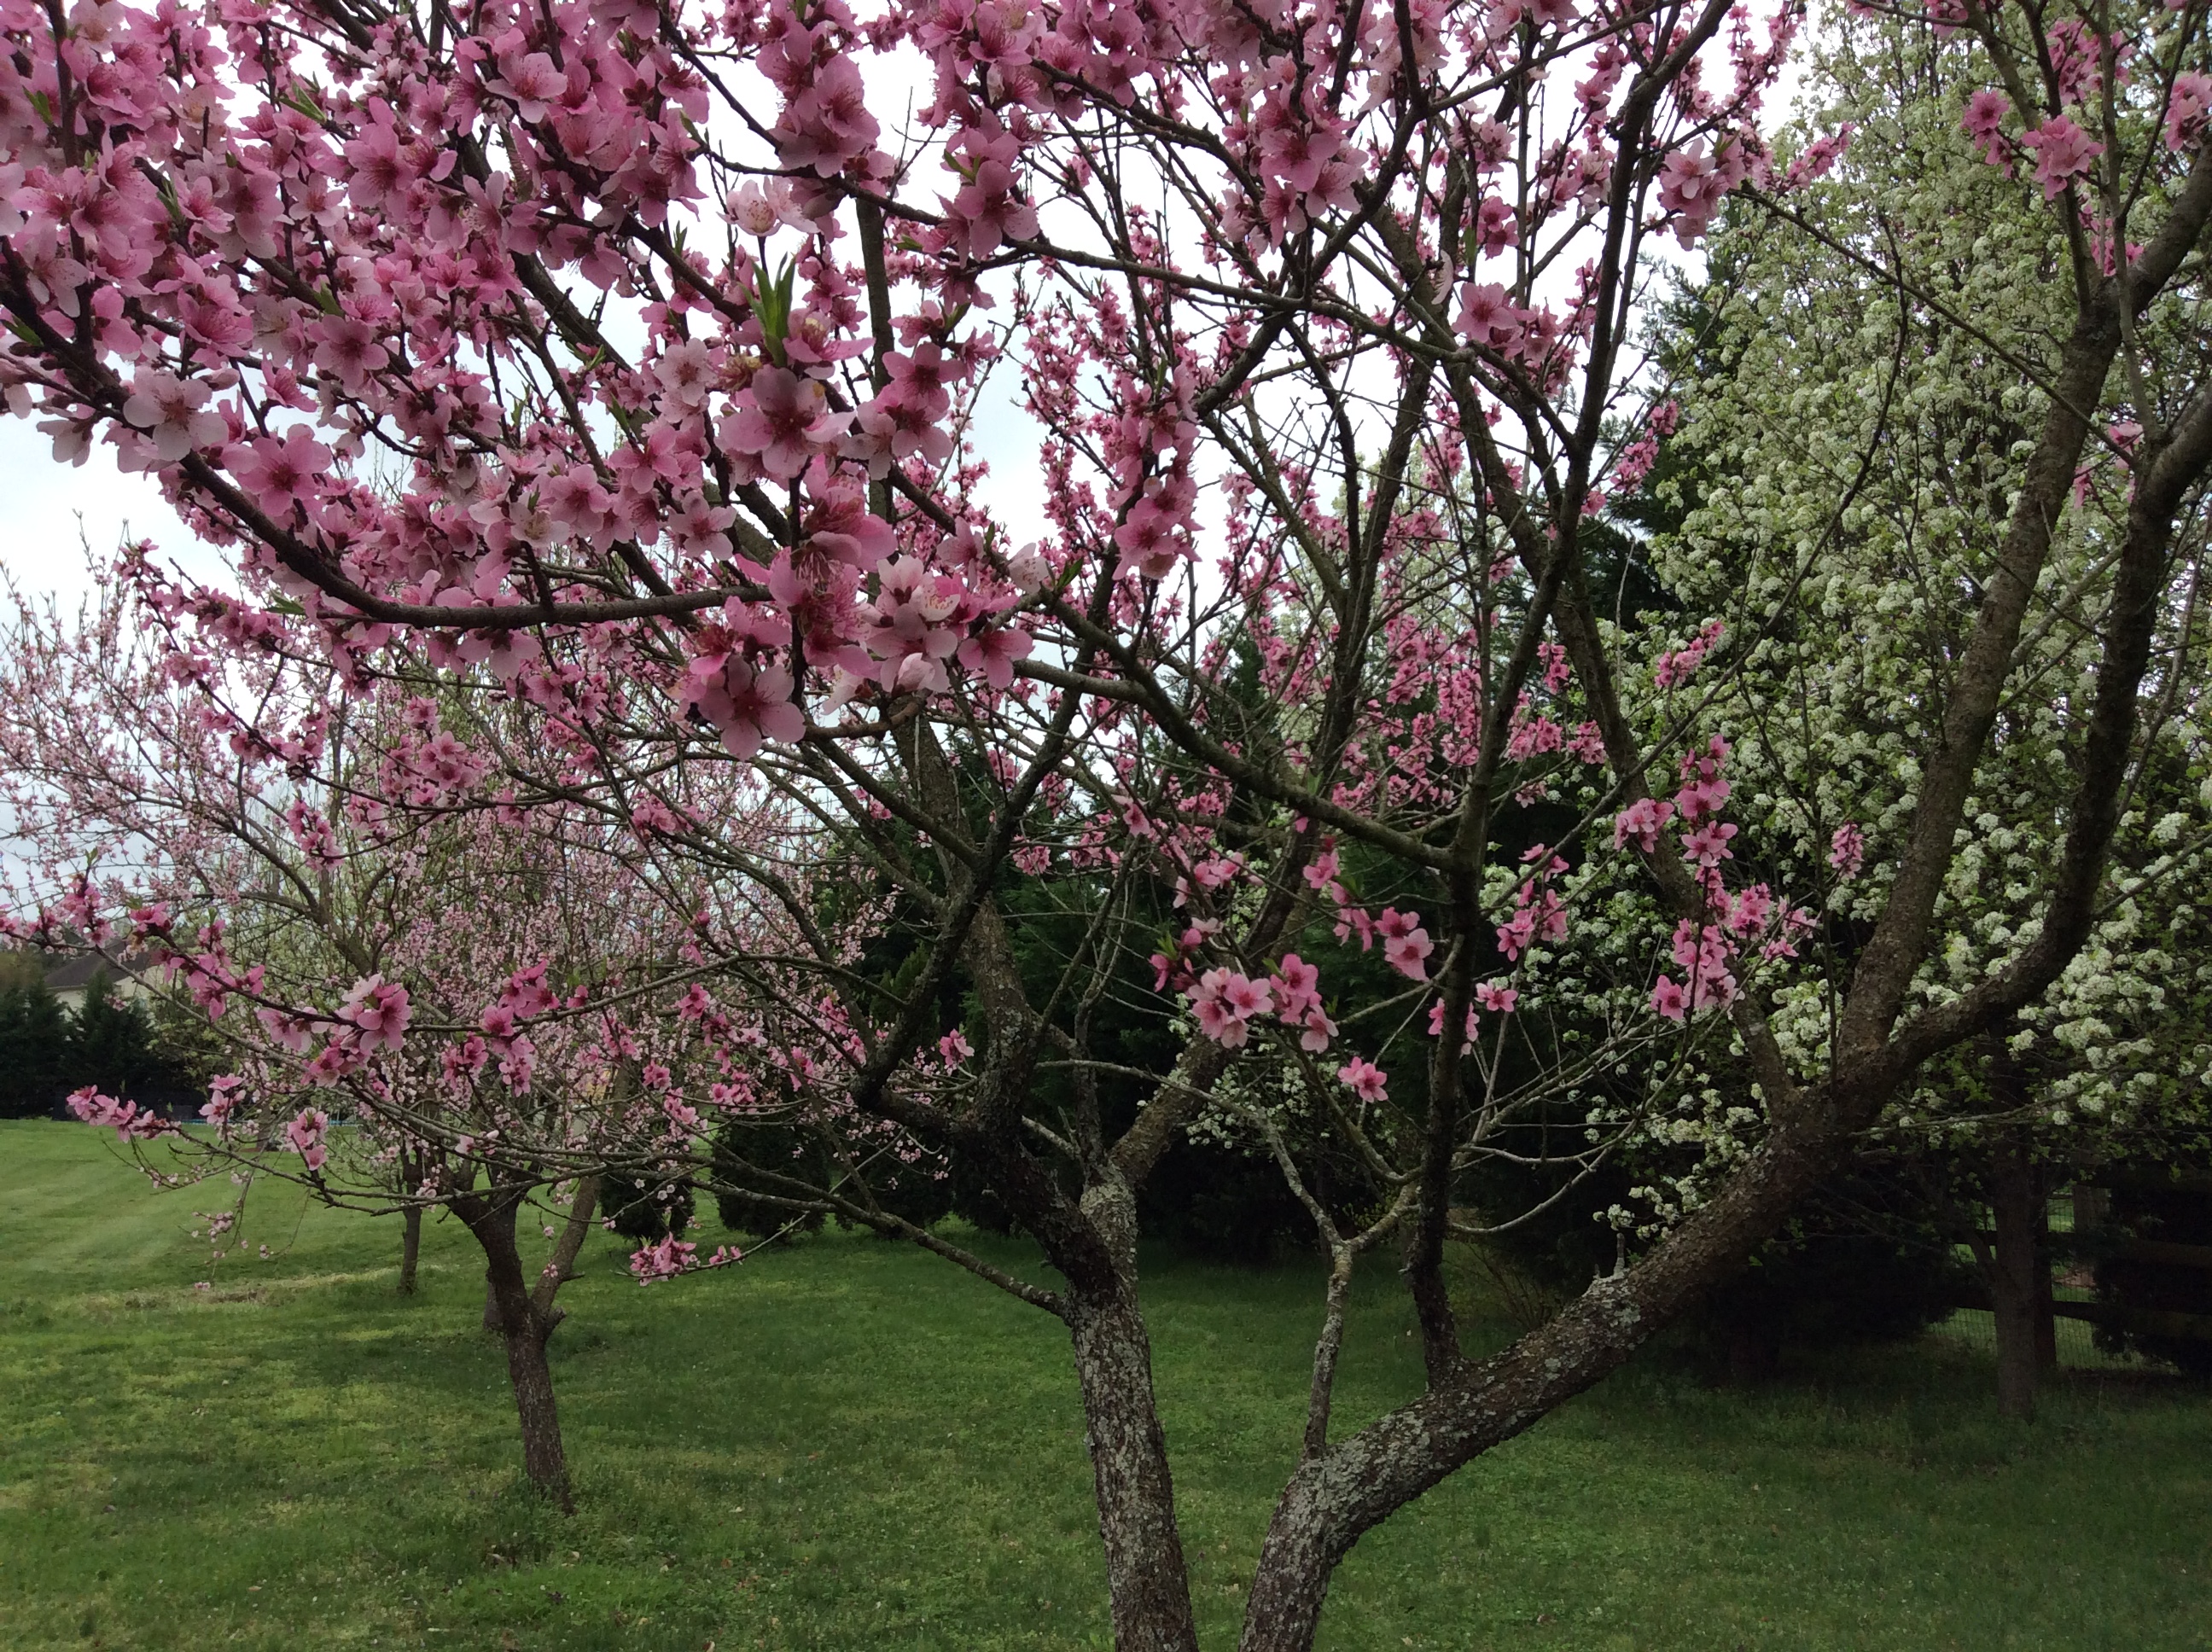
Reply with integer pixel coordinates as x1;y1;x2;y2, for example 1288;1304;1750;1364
0;417;228;606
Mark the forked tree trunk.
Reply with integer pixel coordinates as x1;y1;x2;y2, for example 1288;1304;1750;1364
1067;1283;1201;1652
1231;1116;1866;1652
456;1191;575;1512
486;1174;602;1325
399;1203;422;1294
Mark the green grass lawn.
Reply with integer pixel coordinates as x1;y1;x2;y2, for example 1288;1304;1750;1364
2;1120;2208;1651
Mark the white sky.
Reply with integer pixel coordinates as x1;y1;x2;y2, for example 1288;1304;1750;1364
0;417;227;605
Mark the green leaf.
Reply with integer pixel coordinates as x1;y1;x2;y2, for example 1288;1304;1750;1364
752;256;798;368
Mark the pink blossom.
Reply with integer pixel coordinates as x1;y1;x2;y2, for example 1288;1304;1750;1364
310;317;391;394
1723;883;1775;939
1475;980;1518;1015
2167;73;2211;151
1301;846;1346;901
1188;967;1272;1047
1376;910;1433;980
1961;89;2011;166
120;371;224;463
726;178;800;236
1298;1007;1337;1053
1654;620;1725;688
679;653;805;760
1427;1000;1476;1046
1493;905;1539;962
67;1085;171;1141
285;1108;331;1172
1336;1057;1388;1103
1681;819;1738;867
1271;954;1322;1021
337;975;411;1051
225;428;332;515
257;1007;315;1054
1613;797;1675;852
1471;195;1519;258
1656;141;1743;246
717;369;847;482
1383;929;1434;980
2020;117;2103;199
773;54;881;177
1674;772;1731;823
1829;823;1865;879
492;50;569;122
1222;972;1274;1020
629;1233;701;1283
1455;282;1523;348
201;1074;244;1126
653;339;719;410
1650;976;1688;1022
958;622;1033;690
1784;125;1855;189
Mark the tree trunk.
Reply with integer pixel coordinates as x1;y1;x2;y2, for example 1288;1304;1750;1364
535;1174;600;1308
1989;1140;2044;1422
2034;1188;2058;1373
495;1296;571;1510
1067;1283;1201;1652
456;1192;574;1511
399;1203;421;1294
1232;1114;1873;1652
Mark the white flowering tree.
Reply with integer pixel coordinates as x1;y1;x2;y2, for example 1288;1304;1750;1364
1641;13;2212;1412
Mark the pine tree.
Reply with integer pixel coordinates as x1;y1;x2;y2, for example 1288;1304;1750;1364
0;976;73;1118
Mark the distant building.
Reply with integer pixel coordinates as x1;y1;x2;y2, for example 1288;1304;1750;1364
39;946;159;1013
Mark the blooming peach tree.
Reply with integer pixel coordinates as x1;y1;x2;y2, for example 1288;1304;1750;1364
0;567;829;1507
4;0;2210;1643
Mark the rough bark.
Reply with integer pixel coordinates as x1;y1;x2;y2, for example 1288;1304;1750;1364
1067;1279;1201;1652
398;1203;421;1295
455;1190;574;1512
1234;1106;1841;1650
882;709;1202;1649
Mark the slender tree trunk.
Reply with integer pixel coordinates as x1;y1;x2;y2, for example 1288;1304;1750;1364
1067;1283;1201;1652
456;1192;574;1511
1232;1112;1873;1652
399;1203;422;1294
2034;1187;2058;1373
536;1174;601;1306
1989;1139;2044;1422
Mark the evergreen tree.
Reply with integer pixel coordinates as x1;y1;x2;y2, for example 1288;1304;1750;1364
0;974;72;1119
67;972;163;1099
